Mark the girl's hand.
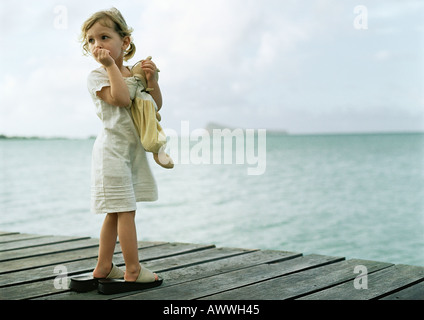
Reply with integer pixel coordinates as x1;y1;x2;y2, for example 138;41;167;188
93;48;115;68
141;59;159;82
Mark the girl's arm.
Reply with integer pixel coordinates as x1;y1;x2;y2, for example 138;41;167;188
95;49;131;107
147;79;163;111
143;59;163;111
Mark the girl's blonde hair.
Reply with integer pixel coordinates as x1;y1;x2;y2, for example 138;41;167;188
80;7;136;61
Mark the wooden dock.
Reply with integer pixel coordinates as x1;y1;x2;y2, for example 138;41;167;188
0;231;423;301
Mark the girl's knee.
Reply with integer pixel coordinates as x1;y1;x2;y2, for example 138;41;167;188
117;211;136;218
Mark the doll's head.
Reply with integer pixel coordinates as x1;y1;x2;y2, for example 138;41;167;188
80;7;136;61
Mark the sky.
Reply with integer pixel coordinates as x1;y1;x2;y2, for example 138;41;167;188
0;0;423;138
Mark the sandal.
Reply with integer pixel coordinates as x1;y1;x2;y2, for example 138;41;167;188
70;264;124;293
98;264;163;295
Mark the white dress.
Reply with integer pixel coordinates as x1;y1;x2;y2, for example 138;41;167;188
87;67;158;214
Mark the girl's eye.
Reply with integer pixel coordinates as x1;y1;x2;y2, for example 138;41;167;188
102;36;109;40
88;38;94;44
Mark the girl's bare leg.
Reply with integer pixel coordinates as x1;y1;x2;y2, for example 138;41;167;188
117;211;141;281
93;210;157;282
93;213;118;278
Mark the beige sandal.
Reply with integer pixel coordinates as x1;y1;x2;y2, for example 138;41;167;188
98;264;163;295
70;264;124;292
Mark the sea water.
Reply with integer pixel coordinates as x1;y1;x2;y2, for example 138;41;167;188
0;133;423;266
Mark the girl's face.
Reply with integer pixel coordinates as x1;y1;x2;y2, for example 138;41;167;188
86;20;130;63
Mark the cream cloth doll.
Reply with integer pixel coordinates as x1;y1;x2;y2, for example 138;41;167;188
130;57;173;169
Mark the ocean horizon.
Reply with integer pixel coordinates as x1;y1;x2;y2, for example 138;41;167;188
1;131;423;266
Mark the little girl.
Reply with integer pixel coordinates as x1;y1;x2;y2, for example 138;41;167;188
71;8;162;294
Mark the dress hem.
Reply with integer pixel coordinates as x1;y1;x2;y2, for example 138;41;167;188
91;196;158;215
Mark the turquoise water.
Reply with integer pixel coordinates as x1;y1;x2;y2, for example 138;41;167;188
0;133;423;266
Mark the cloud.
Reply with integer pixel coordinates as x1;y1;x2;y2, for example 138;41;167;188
0;51;99;137
374;50;391;61
0;0;423;137
129;0;318;130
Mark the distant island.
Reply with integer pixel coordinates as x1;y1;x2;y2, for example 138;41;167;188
0;134;96;140
0;134;64;140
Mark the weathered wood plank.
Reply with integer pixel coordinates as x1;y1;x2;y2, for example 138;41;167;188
0;241;166;287
187;254;343;301
124;250;301;299
1;235;89;252
39;249;299;300
144;247;255;273
1;232;423;300
116;251;311;300
0;238;98;261
0;241;164;287
0;233;47;244
0;258;99;288
0;239;173;274
0;245;101;274
298;264;424;300
0;278;60;300
0;232;19;236
380;280;424;300
203;258;392;300
133;242;215;262
37;247;254;300
7;242;213;300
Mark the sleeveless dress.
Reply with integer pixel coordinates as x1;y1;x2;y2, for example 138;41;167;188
87;67;158;214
